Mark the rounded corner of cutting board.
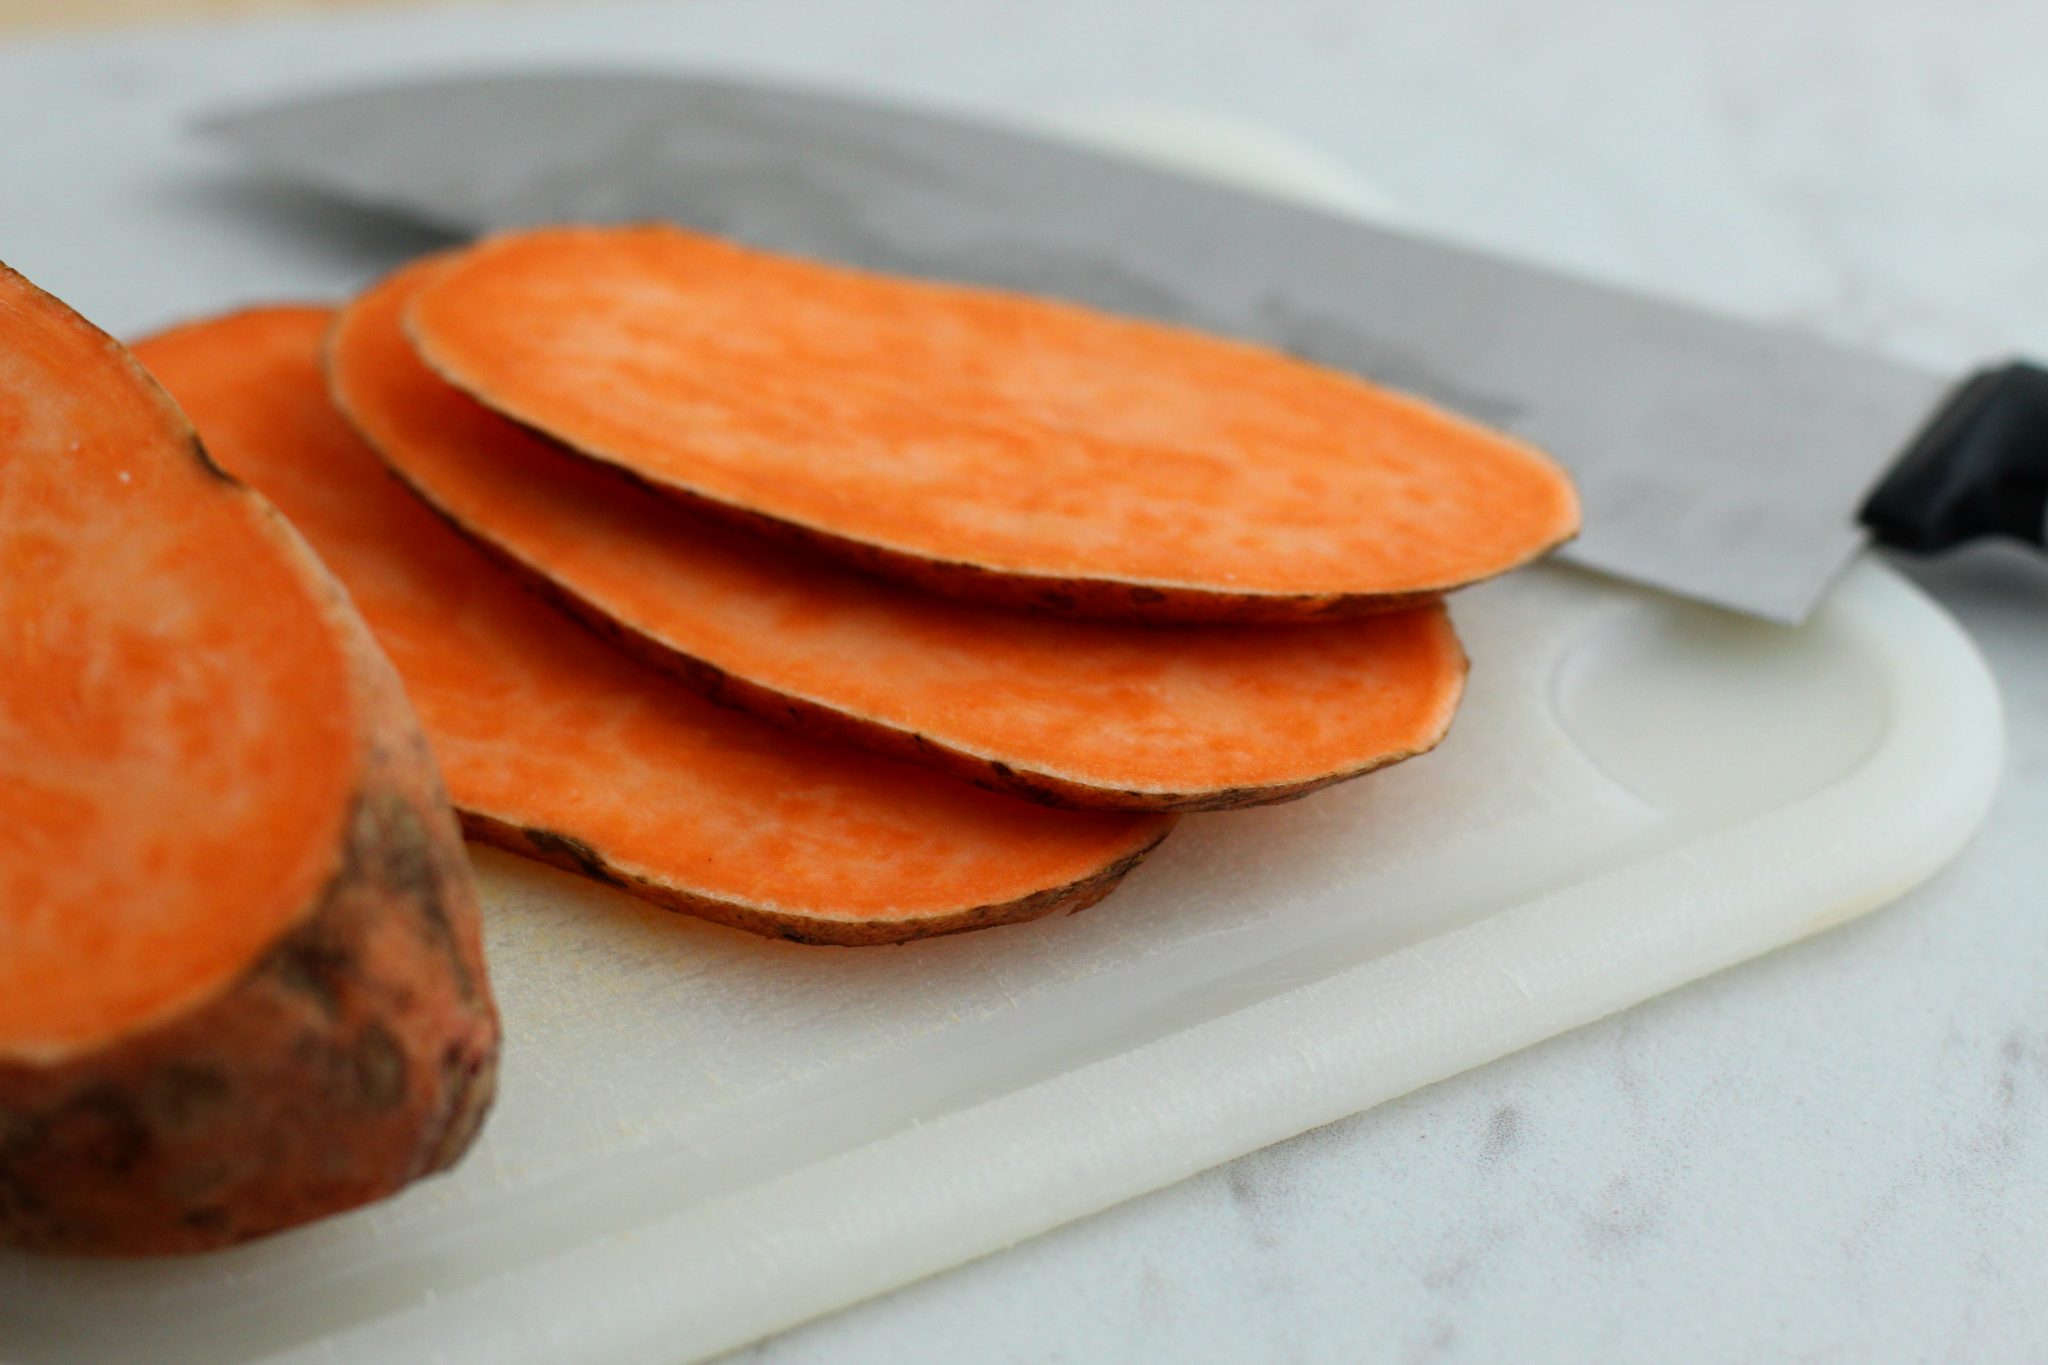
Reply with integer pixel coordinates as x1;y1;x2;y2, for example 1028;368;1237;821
1743;553;2003;925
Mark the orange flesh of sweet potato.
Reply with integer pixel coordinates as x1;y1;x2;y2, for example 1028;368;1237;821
136;305;1171;943
405;224;1581;623
1;265;496;1255
341;260;1468;813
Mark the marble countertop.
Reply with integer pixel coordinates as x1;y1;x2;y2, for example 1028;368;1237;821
6;1;2046;1359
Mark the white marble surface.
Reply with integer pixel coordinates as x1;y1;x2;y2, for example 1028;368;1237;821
4;1;2047;1360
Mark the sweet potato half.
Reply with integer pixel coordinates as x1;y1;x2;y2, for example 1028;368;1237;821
405;224;1581;624
341;261;1469;813
138;305;1171;945
0;267;496;1256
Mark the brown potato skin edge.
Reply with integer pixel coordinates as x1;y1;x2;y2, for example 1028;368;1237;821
378;455;1466;814
532;559;1465;813
463;813;1173;947
606;459;1468;625
0;439;499;1257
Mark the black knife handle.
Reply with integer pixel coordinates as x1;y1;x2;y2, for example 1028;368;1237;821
1862;360;2048;554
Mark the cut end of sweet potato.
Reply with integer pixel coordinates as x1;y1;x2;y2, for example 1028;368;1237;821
0;267;496;1254
149;300;1171;945
406;223;1581;622
0;288;352;1061
343;258;1469;813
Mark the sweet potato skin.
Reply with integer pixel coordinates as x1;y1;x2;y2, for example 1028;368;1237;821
592;459;1481;626
466;812;1171;946
0;604;496;1256
0;607;495;1254
0;288;497;1256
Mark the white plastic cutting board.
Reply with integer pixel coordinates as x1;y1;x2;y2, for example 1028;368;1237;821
0;38;2005;1365
0;558;2001;1365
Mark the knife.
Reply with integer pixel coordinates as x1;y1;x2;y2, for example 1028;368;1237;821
196;71;2048;623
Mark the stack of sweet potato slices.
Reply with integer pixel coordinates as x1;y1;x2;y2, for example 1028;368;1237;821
223;225;1571;948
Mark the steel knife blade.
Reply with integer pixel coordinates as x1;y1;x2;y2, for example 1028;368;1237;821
197;71;2048;622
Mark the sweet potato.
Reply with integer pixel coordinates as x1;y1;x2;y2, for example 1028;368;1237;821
339;260;1469;813
136;305;1171;945
405;224;1580;624
0;266;496;1256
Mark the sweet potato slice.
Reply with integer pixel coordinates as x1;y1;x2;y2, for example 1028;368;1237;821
0;266;496;1256
341;261;1469;812
135;304;1170;947
405;224;1580;623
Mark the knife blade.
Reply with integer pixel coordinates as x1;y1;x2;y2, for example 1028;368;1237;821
197;71;2046;622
